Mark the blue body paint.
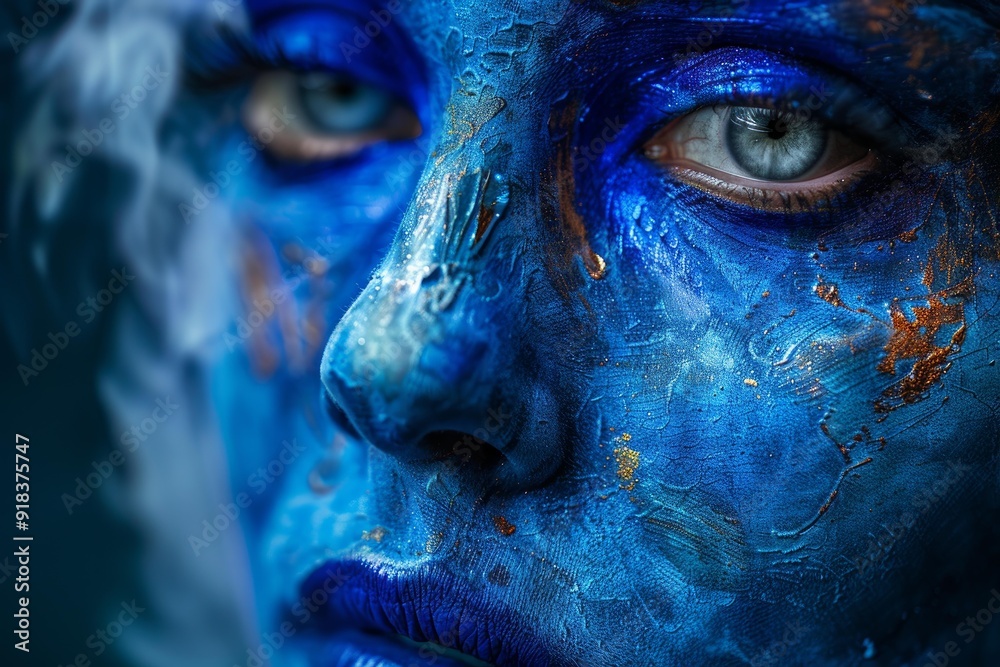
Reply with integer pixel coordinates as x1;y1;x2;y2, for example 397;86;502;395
197;1;1000;664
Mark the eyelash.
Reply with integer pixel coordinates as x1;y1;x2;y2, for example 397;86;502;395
663;158;878;214
186;24;358;89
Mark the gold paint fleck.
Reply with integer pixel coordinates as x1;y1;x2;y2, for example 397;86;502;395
815;277;847;309
819;489;839;515
613;446;640;488
587;252;607;280
362;526;387;543
493;515;516;536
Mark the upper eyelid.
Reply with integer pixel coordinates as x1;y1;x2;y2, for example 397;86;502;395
626;46;918;138
186;24;425;118
711;101;897;151
185;25;336;84
197;36;919;157
634;89;909;159
635;100;885;160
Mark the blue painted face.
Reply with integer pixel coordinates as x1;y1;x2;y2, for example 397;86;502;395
198;1;1000;665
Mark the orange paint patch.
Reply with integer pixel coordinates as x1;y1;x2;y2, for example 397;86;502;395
543;100;608;289
875;294;966;413
475;202;495;245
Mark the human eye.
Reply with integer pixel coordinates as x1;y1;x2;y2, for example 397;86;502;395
186;12;426;168
583;47;927;222
244;69;421;162
643;104;877;212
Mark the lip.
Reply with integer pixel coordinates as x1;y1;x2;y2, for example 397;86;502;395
316;628;492;667
299;558;561;666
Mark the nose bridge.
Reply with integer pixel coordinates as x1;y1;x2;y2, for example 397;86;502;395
401;163;511;279
381;104;517;346
370;164;511;386
383;81;519;278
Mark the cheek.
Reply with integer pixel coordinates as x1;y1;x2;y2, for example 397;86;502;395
226;143;423;287
586;177;1000;545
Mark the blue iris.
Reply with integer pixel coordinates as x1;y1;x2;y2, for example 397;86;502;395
298;72;396;134
726;107;827;181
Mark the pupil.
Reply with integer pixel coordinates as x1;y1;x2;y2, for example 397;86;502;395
726;107;828;181
330;80;358;100
766;119;787;141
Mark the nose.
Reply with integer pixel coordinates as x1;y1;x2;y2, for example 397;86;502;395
321;140;562;486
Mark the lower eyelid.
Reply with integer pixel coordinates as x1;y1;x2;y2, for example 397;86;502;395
663;153;877;211
676;151;877;191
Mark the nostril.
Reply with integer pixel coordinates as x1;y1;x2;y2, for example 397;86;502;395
322;388;508;472
419;429;507;470
324;393;362;441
